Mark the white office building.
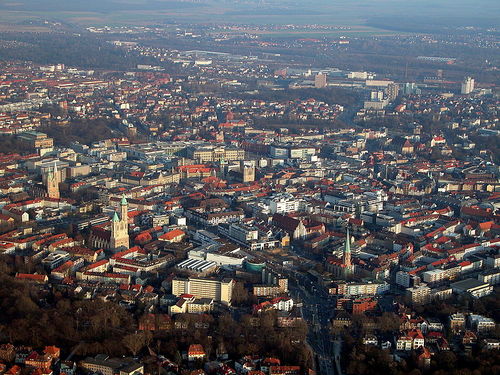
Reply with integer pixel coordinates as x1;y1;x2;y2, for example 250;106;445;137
267;193;304;214
461;76;475;94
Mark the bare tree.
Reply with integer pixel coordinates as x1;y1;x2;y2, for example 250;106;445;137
123;332;152;356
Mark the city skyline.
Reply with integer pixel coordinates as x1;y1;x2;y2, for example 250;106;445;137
0;2;498;375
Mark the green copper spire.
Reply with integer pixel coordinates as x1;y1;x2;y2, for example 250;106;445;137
112;211;120;222
343;226;353;274
344;227;351;254
120;195;128;206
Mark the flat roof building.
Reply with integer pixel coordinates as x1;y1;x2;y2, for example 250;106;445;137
451;278;493;298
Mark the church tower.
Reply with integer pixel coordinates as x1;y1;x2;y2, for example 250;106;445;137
110;195;130;252
46;163;60;199
343;227;354;277
241;161;255;183
215;131;225;143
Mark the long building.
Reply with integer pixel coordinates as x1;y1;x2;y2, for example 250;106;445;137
186;145;245;162
172;277;235;305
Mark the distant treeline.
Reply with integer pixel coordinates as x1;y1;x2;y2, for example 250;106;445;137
235;87;361;107
366;16;500;34
39;118;119;146
0;32;159;70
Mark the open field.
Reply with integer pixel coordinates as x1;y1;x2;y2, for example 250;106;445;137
0;23;52;32
0;10;375;28
238;26;406;39
0;10;402;37
0;0;497;31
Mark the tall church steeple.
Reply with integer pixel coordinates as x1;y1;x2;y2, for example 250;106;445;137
110;195;129;252
120;195;128;224
343;227;353;277
46;162;60;199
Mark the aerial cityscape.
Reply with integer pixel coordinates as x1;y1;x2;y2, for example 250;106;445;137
0;1;498;375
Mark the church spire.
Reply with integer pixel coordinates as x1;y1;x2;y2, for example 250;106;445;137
344;227;351;256
343;227;353;277
120;194;128;224
46;161;60;199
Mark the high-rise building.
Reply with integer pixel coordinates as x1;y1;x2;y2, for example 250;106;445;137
386;83;399;101
461;76;475;94
110;196;130;252
314;73;327;88
402;82;421;95
406;284;431;305
370;91;384;101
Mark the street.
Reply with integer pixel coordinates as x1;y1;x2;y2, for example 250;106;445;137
290;278;343;375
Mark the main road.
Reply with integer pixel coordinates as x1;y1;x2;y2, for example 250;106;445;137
290;275;343;375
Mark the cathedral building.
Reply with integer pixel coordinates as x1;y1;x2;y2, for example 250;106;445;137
326;227;355;279
89;196;130;252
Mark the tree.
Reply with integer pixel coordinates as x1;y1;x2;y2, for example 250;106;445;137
39;118;119;147
123;332;152;356
431;351;457;372
377;312;400;332
259;310;277;330
231;282;251;306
